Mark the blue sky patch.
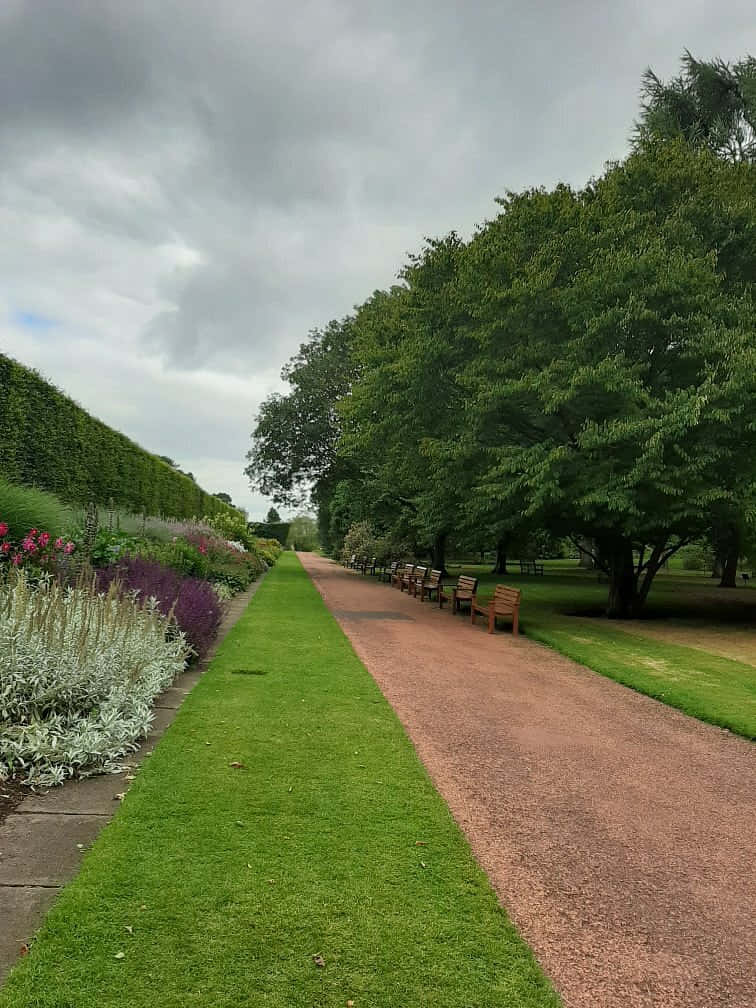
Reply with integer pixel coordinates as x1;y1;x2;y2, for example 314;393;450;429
11;310;59;331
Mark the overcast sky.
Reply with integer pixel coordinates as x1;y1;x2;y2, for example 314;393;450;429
0;1;752;518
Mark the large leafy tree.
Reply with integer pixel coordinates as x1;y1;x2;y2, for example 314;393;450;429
246;318;358;515
339;237;474;571
459;142;756;616
635;50;756;163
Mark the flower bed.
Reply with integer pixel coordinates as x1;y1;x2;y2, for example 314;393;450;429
97;556;222;660
0;573;189;786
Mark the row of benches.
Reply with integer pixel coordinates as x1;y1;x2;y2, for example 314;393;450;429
344;557;521;634
346;556;544;577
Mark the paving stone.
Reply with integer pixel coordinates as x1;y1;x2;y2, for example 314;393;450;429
146;705;178;739
17;771;131;816
153;686;186;709
0;886;59;975
0;814;104;886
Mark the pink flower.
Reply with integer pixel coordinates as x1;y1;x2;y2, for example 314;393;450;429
29;529;37;537
63;542;75;555
38;532;51;548
0;522;8;537
1;542;10;554
54;537;64;549
21;537;37;553
11;554;21;566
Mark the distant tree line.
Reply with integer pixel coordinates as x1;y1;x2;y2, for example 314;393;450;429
247;52;756;617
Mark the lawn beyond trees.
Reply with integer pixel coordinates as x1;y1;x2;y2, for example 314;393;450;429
0;553;559;1008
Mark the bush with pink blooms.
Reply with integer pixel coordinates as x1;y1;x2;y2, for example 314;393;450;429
0;521;75;571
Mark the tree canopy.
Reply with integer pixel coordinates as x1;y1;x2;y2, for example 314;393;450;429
635;51;756;163
247;52;756;616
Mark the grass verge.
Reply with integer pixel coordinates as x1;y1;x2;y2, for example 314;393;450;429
0;553;559;1008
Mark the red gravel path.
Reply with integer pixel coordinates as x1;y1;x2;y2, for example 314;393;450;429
299;554;756;1008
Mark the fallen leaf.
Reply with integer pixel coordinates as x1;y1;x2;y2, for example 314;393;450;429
139;904;148;911
229;761;247;770
347;1001;355;1007
420;861;427;869
313;954;325;968
247;863;253;869
235;820;245;827
414;841;427;847
114;951;126;960
125;925;133;935
18;944;29;957
114;793;126;801
287;786;293;793
125;775;136;781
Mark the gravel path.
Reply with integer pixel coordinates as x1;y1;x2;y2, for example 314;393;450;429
299;554;756;1008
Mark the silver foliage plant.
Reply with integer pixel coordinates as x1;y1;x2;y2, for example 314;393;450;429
0;573;190;787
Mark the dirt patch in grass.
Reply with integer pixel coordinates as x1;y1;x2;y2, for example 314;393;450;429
596;619;756;667
0;779;25;828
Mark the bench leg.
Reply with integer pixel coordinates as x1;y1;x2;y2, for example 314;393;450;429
512;610;519;636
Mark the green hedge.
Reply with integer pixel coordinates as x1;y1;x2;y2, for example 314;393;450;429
0;353;234;520
248;521;291;545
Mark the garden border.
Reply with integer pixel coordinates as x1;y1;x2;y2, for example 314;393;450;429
0;574;267;979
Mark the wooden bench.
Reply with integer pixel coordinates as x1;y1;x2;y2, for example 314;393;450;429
379;561;398;584
416;569;442;601
518;559;544;576
360;556;377;575
471;584;521;634
403;565;427;593
393;563;414;588
344;553;357;568
439;574;478;613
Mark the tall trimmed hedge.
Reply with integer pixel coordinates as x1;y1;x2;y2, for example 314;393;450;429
0;353;234;520
248;521;291;546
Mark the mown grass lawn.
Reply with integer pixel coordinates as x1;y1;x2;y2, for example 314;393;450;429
453;563;756;739
1;553;559;1008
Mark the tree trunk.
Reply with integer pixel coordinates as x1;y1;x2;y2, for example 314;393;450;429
719;546;738;588
432;532;448;576
491;537;508;575
716;522;740;587
578;538;595;568
711;554;723;579
603;538;641;618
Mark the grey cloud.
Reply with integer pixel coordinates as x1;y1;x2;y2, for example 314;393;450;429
1;0;752;513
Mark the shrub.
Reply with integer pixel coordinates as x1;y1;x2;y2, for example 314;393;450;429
145;537;212;579
97;556;223;661
255;537;283;566
90;528;147;568
202;511;254;549
0;518;76;574
0;478;73;540
341;521;378;564
0;572;188;786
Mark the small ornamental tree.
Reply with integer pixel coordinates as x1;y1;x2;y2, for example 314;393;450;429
340;521;378;565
